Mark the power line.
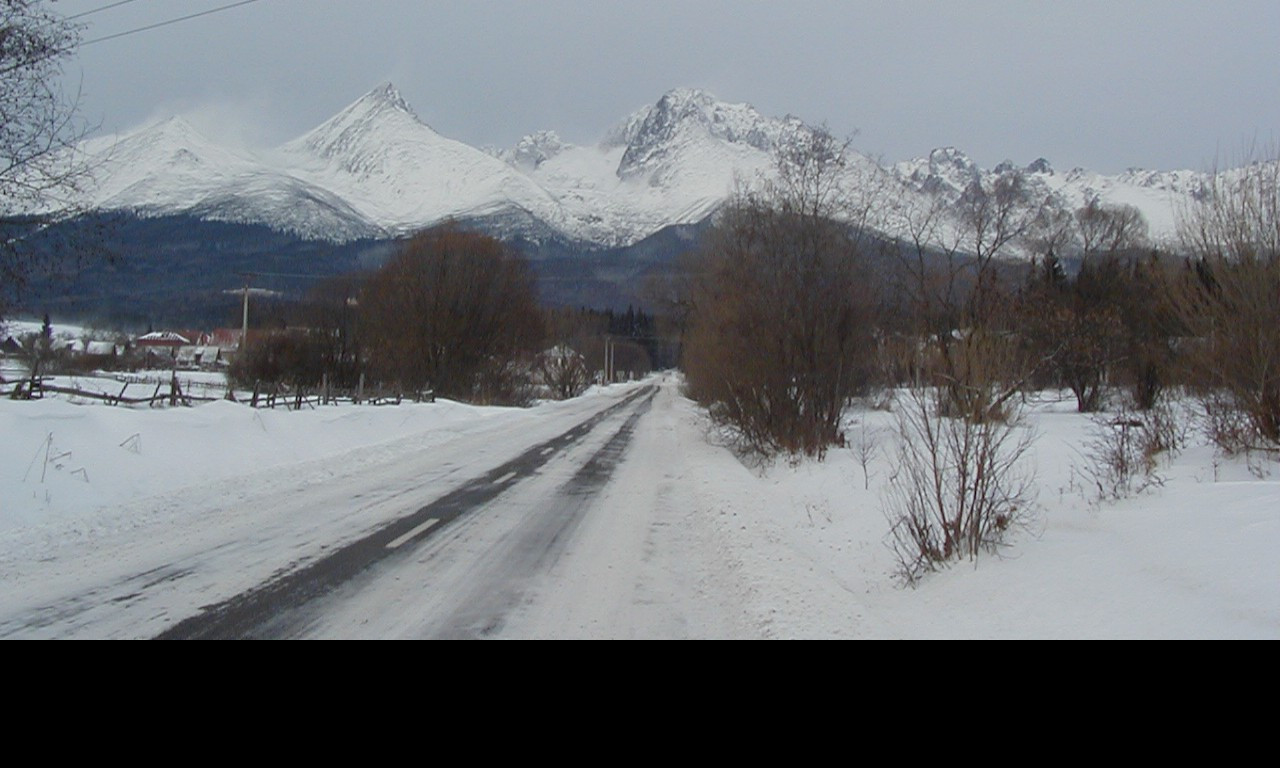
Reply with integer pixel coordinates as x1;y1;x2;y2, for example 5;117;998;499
0;0;265;76
66;0;142;22
82;0;263;47
239;271;342;281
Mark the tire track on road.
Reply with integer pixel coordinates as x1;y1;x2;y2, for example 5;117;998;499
432;387;658;638
156;386;655;639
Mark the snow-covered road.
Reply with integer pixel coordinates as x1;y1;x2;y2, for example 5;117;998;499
298;379;756;639
161;385;662;638
3;372;1276;639
0;376;753;639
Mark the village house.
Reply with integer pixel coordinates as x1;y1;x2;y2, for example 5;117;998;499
175;345;224;370
135;331;191;349
0;336;30;382
134;331;191;367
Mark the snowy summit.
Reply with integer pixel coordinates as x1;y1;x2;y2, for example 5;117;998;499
75;84;1222;249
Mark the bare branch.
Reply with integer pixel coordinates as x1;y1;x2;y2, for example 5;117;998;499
1;2;95;316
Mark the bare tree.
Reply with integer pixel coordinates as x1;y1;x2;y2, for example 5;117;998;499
360;226;543;403
1026;286;1125;413
1026;205;1075;264
1076;198;1148;258
229;329;329;392
301;273;367;389
1;2;92;317
682;127;878;458
1176;151;1280;448
889;167;1047;422
1021;201;1152;412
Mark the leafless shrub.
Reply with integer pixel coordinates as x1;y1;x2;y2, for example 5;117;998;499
1081;395;1186;502
535;345;591;400
1144;394;1191;458
229;330;329;390
849;416;879;490
1083;412;1160;502
1201;389;1266;458
883;386;1037;585
471;358;537;407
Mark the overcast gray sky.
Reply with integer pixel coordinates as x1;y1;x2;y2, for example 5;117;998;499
56;0;1280;173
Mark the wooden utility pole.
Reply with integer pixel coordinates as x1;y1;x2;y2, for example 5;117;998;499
602;336;607;384
603;336;613;384
240;273;253;350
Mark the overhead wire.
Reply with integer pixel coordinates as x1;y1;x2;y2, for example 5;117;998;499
239;272;343;281
81;0;264;47
66;0;142;22
0;0;265;75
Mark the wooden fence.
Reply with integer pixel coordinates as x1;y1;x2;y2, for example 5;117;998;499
3;372;433;411
238;375;434;410
3;374;215;407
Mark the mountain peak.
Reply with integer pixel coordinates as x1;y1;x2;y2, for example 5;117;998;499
654;87;716;111
928;146;976;171
106;115;229;164
649;87;756;132
352;82;416;118
617;88;786;180
73;84;1205;250
1027;157;1054;175
285;82;437;168
133;115;207;142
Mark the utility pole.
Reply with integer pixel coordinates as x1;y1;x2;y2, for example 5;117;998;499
603;336;611;385
240;273;253;350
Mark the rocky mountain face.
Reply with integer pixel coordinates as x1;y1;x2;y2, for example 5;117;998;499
73;83;1220;254
616;87;800;180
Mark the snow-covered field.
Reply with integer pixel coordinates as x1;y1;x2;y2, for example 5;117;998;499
0;375;1275;638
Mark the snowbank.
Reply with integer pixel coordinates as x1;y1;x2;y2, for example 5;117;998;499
0;394;505;533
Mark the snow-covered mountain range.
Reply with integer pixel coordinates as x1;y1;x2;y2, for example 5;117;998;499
74;83;1216;251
